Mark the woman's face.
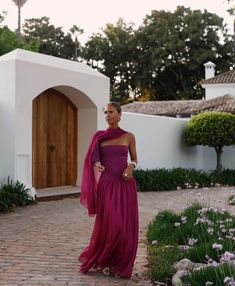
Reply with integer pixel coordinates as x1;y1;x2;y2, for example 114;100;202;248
104;104;121;125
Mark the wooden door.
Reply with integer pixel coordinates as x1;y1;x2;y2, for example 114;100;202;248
32;89;77;189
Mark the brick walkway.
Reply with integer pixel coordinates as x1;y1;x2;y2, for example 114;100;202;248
0;186;234;286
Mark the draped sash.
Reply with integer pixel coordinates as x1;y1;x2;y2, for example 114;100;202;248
80;127;127;216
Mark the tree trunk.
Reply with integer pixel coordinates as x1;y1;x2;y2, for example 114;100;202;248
234;19;235;51
17;5;21;43
215;146;223;174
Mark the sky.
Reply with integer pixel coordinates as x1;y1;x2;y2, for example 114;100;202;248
1;0;234;43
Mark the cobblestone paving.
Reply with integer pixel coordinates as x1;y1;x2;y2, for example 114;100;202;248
0;186;234;286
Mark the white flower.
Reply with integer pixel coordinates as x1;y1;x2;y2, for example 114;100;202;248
151;240;157;246
212;243;223;251
174;222;181;227
207;227;214;235
198;207;209;215
224;276;235;286
224;277;232;283
205;281;213;285
181;216;187;224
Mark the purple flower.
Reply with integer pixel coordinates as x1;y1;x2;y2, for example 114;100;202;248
188;238;198;246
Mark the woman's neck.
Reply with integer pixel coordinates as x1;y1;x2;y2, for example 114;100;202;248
108;123;119;129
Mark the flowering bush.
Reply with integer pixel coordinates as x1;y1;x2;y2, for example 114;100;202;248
147;203;235;284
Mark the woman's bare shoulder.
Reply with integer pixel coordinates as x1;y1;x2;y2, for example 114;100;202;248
126;132;135;142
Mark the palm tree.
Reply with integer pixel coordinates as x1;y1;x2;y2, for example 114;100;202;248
12;0;28;43
69;25;84;61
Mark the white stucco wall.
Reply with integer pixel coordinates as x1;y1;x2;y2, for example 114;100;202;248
0;49;109;187
121;112;235;171
0;61;15;181
202;83;235;99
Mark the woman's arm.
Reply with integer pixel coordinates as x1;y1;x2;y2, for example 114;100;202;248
128;133;138;166
122;133;138;180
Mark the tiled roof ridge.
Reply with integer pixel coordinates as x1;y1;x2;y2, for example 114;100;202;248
201;69;235;85
122;94;235;116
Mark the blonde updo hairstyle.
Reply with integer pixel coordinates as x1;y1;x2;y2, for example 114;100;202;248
109;102;122;114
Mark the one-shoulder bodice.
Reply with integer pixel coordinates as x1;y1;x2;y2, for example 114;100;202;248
99;145;128;182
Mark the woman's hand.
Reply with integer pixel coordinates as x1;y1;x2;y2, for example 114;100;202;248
93;162;105;172
122;165;134;181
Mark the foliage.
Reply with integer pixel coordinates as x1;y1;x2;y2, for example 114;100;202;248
147;209;182;244
22;16;82;60
81;18;137;103
81;6;234;102
133;168;235;192
148;244;182;282
0;26;19;55
0;11;7;25
185;112;235;173
181;263;235;285
11;0;28;8
0;177;34;212
185;112;235;147
226;0;235;16
147;204;235;284
0;10;39;56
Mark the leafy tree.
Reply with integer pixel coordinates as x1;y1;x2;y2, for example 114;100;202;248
0;11;39;56
136;6;234;100
81;7;234;102
226;0;235;16
0;11;7;24
0;26;19;55
224;0;235;49
81;18;137;103
0;11;19;55
22;16;77;59
185;112;235;173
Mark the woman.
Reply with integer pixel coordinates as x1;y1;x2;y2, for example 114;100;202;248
79;102;139;278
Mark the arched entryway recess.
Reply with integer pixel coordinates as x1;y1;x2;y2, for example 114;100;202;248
32;86;97;189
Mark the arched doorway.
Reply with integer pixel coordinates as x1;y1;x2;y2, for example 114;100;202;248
32;88;77;189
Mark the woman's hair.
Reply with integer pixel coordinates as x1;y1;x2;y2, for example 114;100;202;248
109;102;122;113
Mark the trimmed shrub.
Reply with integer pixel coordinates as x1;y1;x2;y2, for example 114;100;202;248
134;168;235;192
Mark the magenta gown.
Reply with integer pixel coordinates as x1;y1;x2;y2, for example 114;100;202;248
79;145;139;278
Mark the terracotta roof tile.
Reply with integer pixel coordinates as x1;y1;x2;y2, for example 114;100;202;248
201;70;235;84
122;95;235;117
